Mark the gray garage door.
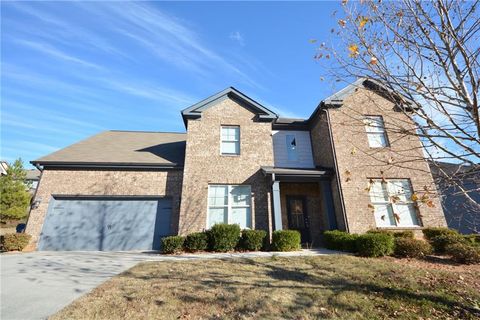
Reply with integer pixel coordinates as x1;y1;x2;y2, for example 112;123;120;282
38;197;172;251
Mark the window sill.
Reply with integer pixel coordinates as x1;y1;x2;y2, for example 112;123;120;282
376;226;423;230
220;154;240;157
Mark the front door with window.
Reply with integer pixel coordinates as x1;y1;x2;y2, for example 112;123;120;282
286;196;310;243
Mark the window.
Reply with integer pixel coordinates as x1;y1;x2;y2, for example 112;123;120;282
286;134;298;161
208;185;251;229
364;116;389;148
221;126;240;155
368;179;420;227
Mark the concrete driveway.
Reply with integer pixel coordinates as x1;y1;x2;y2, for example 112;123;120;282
0;249;335;320
0;251;168;320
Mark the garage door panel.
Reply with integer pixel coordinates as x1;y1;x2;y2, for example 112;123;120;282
38;197;172;251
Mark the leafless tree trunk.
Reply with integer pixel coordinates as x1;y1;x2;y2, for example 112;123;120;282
314;0;479;232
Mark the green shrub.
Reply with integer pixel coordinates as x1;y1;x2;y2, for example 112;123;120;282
422;227;458;241
161;236;185;254
208;224;241;252
462;234;480;246
271;230;301;252
239;229;267;251
367;229;414;239
394;238;432;258
430;233;464;254
1;233;31;251
183;232;209;252
446;242;480;264
323;230;358;252
356;233;394;257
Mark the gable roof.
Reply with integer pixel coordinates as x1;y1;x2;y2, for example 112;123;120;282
31;130;187;168
323;78;414;106
181;87;278;126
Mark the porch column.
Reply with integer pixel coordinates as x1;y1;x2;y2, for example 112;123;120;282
321;180;338;230
272;180;283;230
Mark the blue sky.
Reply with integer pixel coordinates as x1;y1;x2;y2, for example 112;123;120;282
1;1;343;167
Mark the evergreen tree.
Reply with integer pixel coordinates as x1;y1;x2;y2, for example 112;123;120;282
0;159;31;221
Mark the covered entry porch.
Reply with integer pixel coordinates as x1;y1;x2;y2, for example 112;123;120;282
262;167;337;246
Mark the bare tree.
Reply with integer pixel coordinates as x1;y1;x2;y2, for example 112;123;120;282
314;0;479;230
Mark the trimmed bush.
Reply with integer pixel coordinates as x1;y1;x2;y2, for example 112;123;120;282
1;233;31;251
323;230;358;252
367;229;414;239
184;232;209;252
239;229;267;251
356;233;394;257
446;242;480;264
430;233;464;254
394;238;432;258
161;236;185;254
208;224;241;252
462;234;480;247
422;227;458;241
271;230;301;252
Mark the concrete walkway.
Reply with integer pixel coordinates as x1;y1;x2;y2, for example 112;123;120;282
0;249;338;320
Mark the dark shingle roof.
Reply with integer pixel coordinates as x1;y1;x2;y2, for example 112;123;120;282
32;130;186;168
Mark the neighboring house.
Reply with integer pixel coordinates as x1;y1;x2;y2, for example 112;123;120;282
26;169;41;194
0;161;8;175
25;79;447;251
429;161;480;234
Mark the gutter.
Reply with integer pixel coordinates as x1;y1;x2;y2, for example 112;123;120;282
325;108;350;233
30;161;183;170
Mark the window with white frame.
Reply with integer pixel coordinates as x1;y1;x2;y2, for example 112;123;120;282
368;179;420;227
364;116;389;148
207;185;251;229
220;126;240;155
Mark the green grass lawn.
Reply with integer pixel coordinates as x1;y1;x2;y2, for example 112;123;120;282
52;255;480;320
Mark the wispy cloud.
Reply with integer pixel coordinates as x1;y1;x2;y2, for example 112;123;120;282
13;39;104;69
229;31;245;46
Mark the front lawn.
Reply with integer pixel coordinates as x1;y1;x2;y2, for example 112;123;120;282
52;255;480;320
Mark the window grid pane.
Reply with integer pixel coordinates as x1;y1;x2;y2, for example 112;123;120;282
221;126;240;154
365;116;388;147
369;179;419;227
208;185;251;229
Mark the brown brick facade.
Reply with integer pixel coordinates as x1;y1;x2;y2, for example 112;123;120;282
323;88;446;233
25;169;183;250
178;97;274;234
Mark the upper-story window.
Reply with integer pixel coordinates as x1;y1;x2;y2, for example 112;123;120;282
286;134;298;161
368;179;420;228
364;115;389;148
221;126;240;155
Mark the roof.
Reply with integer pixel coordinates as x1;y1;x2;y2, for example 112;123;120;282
32;130;187;168
261;166;332;180
181;87;278;126
272;118;309;130
26;169;40;180
323;78;414;106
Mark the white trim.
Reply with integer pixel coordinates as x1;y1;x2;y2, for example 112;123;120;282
220;125;240;155
206;184;252;229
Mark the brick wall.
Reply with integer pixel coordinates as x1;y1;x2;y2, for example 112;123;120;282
325;87;446;233
178;97;274;234
25;169;183;250
310;111;347;231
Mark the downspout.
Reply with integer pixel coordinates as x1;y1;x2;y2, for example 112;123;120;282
324;108;350;233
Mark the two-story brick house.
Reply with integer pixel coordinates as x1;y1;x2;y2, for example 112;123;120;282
25;79;447;251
